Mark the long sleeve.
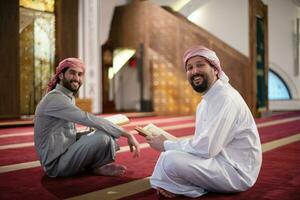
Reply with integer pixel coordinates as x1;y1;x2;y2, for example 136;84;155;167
42;91;123;138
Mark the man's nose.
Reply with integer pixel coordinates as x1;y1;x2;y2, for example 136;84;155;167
73;73;80;81
191;66;199;75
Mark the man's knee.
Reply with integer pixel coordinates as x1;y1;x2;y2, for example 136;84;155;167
81;131;113;153
161;150;188;175
90;132;112;146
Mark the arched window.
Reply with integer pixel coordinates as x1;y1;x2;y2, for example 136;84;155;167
268;69;291;100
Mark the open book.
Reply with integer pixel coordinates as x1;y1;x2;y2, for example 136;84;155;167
104;114;130;125
135;123;178;141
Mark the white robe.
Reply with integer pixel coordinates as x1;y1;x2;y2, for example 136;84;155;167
150;79;262;198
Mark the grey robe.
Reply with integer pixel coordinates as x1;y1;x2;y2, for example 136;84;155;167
34;84;124;177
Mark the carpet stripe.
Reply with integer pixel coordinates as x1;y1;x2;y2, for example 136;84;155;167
0;123;196;149
65;133;300;200
256;116;300;128
0;161;41;174
0;136;192;174
0;142;34;150
0;132;34;138
0;116;194;138
262;133;300;153
1;115;300;149
262;133;300;152
1;115;300;139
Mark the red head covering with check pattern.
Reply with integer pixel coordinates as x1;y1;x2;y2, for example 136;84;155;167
183;45;229;82
47;58;85;92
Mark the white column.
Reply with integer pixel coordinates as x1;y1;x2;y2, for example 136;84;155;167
78;0;102;113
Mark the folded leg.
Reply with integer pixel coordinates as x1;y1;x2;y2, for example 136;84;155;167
52;131;119;177
150;150;244;198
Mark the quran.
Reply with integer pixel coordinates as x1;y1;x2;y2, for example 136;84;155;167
135;123;178;141
104;114;130;125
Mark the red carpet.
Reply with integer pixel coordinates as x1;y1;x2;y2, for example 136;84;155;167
2;118;300;166
0;112;300;200
0;148;161;199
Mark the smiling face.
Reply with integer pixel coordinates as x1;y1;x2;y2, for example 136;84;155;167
185;56;218;94
58;66;84;93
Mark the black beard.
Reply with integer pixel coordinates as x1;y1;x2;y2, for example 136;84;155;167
62;79;81;94
190;74;209;93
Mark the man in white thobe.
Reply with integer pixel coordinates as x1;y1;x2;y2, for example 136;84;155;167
146;46;262;198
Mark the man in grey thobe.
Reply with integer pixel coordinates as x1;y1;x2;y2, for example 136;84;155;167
34;58;140;177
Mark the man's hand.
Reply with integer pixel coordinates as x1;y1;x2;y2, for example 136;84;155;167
122;131;140;158
146;134;167;152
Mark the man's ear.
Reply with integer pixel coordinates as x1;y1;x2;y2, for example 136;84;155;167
58;73;63;81
213;67;218;75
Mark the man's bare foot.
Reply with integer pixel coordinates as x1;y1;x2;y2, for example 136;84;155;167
93;163;127;176
157;187;178;198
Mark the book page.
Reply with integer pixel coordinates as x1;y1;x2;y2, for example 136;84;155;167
104;114;130;125
135;123;178;141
